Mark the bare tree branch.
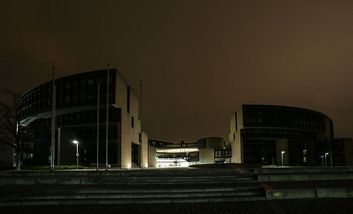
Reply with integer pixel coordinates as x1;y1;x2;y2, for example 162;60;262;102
0;89;23;169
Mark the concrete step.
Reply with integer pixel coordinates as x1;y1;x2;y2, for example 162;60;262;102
1;188;264;206
1;185;263;197
0;168;265;205
16;190;263;201
0;183;265;205
0;175;258;185
0;195;266;206
75;186;261;194
0;168;254;177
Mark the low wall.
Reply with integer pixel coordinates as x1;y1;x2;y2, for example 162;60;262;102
266;188;353;199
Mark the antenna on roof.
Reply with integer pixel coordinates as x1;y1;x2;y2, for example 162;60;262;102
50;66;56;171
139;79;143;130
105;63;110;171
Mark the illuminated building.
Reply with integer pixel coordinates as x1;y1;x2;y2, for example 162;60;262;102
229;104;334;165
18;69;148;168
148;137;231;168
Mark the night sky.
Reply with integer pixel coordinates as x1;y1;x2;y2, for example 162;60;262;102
1;0;353;142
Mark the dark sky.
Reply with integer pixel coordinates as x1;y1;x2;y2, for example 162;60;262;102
1;0;353;142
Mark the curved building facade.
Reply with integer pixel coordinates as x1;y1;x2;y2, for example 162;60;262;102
229;104;333;166
18;69;148;168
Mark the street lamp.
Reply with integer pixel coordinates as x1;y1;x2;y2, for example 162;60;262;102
281;151;285;166
320;155;324;167
72;140;79;170
324;152;329;167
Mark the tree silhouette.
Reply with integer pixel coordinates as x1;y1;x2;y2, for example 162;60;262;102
0;89;27;169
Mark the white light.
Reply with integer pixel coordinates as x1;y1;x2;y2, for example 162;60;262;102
324;152;330;167
156;148;198;153
155;158;189;168
72;140;79;170
281;151;285;166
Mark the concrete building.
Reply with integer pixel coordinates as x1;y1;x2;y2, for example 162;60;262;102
332;138;353;166
148;137;231;167
0;143;13;169
18;69;148;168
229;104;333;166
198;137;231;164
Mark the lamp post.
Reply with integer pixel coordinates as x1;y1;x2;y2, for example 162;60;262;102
105;64;110;171
96;82;100;171
73;140;79;170
320;155;324;167
324;152;329;167
50;66;56;170
281;151;285;166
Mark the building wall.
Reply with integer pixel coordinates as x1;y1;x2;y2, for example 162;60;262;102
115;72;143;168
345;140;353;166
18;69;147;168
333;138;353;166
0;144;13;169
229;104;333;166
198;148;214;164
230;108;243;163
141;132;148;168
148;144;157;167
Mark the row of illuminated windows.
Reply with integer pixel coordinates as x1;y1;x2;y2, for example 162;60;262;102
157;153;190;159
156;152;199;162
214;149;231;158
23;153;34;160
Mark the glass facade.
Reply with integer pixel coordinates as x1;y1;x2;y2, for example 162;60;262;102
243;105;328;132
243;139;276;165
237;105;333;165
18;70;116;120
18;69;121;166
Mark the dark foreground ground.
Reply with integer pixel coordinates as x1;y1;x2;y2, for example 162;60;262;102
2;199;353;214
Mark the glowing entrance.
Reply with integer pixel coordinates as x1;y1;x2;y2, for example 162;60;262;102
155;148;199;168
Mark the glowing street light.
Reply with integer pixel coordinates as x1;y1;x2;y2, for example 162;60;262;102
281;151;285;166
72;140;79;170
324;152;329;167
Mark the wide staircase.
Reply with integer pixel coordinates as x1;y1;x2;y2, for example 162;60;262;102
0;168;265;206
